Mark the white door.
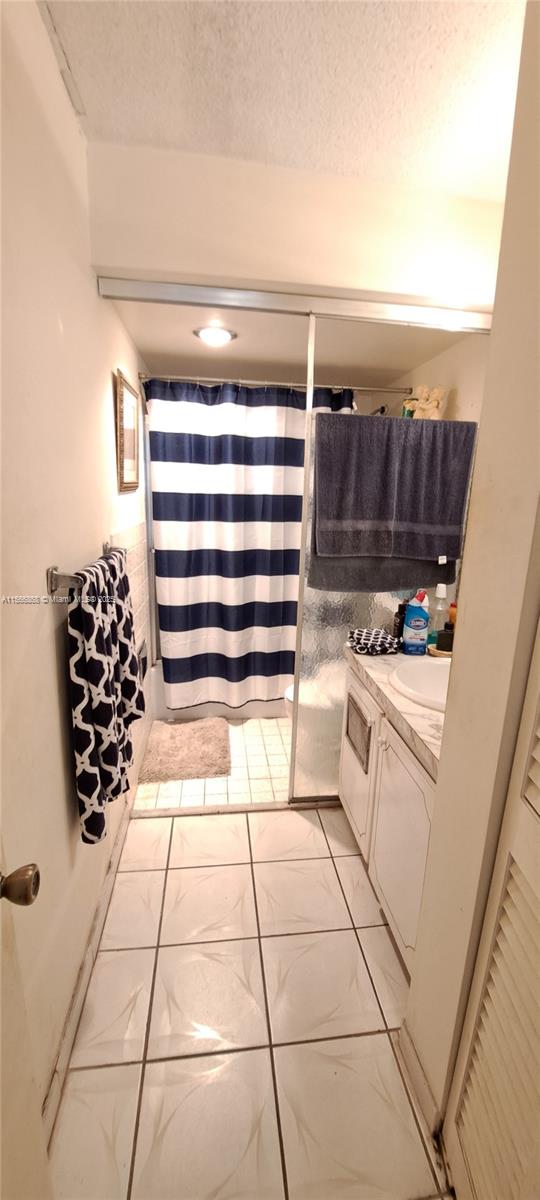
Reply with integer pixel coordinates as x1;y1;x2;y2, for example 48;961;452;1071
443;622;540;1200
369;719;435;972
1;847;53;1200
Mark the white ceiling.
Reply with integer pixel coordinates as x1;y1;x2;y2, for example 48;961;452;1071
118;302;469;385
44;0;524;202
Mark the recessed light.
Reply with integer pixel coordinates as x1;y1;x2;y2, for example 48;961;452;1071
194;325;237;348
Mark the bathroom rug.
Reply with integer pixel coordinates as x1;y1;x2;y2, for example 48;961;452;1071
139;718;231;782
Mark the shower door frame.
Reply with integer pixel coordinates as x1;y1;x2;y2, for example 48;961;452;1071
102;276;491;798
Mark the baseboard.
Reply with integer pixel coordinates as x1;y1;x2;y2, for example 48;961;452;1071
41;791;132;1144
397;1020;442;1133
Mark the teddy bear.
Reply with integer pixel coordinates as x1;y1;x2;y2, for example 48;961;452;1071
403;385;447;420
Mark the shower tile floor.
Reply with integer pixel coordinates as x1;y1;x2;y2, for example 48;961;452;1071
133;717;292;812
49;806;448;1200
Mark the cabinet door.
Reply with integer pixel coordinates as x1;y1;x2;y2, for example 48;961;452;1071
339;676;381;855
370;720;434;969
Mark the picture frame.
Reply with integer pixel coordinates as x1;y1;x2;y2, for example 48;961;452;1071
115;369;140;492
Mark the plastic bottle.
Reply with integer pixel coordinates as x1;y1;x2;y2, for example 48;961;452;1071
449;601;457;626
402;590;430;655
427;584;448;646
392;601;408;641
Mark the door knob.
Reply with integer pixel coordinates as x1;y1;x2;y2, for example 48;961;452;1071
0;864;40;906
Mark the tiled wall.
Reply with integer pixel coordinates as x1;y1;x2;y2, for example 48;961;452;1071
112;520;151;659
112;520;152;771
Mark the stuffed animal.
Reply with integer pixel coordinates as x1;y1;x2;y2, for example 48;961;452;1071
403;385;447;420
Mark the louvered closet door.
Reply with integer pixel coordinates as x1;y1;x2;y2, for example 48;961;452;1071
443;620;540;1200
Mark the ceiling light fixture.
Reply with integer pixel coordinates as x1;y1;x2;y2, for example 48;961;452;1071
194;323;237;348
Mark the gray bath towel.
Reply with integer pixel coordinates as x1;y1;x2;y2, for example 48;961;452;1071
307;504;456;591
315;414;476;562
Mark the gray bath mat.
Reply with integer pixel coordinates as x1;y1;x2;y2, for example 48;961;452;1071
139;718;231;783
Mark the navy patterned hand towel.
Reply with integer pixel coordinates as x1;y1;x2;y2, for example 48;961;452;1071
68;551;145;844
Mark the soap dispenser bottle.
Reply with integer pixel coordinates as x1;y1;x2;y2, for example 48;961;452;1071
403;590;430;655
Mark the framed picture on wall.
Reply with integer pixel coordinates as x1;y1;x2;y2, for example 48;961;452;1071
115;369;139;491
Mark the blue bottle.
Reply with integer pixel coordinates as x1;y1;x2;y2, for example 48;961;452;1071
402;590;430;655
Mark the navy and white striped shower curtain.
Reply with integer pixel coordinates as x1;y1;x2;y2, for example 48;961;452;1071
144;380;353;708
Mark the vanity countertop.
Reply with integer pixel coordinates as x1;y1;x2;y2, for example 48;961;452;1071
344;645;444;781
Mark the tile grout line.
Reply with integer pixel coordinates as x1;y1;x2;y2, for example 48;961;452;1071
244;812;290;1200
46;828;143;1150
126;817;175;1200
67;1026;396;1075
386;1033;447;1195
316;814;442;1195
98;919;387;954
315;811;391;1033
119;849;369;874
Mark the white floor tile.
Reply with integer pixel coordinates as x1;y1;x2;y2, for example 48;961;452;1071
249;790;275;805
250;778;274;794
133;794;158;811
359;926;410;1028
132;1051;284;1200
101;871;165;950
161;864;258;944
204;777;229;795
155;793;183;810
263;930;384;1043
249;809;329;862
334;855;385;927
147;940;267;1059
169;813;250;868
70;949;154;1067
318;807;360;856
157;782;182;806
270;763;289;779
136;785;159;801
275;1035;435;1199
180;779;205;797
119;818;171;872
248;764;271;779
228;777;251;794
254;859;351;936
49;1064;141;1200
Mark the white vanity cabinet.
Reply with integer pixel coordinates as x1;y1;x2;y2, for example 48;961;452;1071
338;671;383;858
369;718;435;973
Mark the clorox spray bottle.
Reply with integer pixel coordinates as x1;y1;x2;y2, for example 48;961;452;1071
402;590;430;655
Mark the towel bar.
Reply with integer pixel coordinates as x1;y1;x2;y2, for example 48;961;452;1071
46;545;127;595
46;567;84;595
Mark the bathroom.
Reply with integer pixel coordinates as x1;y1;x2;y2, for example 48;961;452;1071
2;3;538;1200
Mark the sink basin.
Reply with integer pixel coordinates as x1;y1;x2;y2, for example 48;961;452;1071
392;657;451;712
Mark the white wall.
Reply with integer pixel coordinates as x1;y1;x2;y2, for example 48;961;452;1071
389;334;490;422
401;0;539;1119
1;2;149;1105
88;142;503;311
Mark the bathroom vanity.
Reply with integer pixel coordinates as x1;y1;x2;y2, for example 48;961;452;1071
340;646;445;972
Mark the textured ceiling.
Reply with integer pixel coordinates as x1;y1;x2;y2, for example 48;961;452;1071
44;0;524;201
116;302;467;383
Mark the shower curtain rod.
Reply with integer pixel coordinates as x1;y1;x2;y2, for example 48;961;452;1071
138;372;412;396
